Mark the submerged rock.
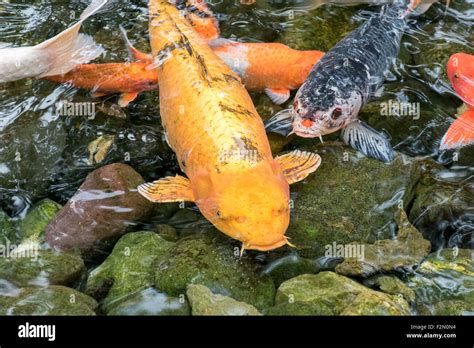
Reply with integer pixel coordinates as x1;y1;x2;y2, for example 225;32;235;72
45;163;154;253
0;285;97;315
150;224;179;242
409;160;473;249
405;248;474;315
107;287;190;316
335;210;431;277
0;249;85;288
364;275;416;303
262;253;321;287
411;19;474;89
85;231;173;313
154;233;275;311
187;284;261;316
17;199;62;243
0;209;16;245
266;272;410;315
285;143;421;258
278;5;362;51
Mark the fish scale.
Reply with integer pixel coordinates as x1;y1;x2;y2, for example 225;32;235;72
149;2;273;173
142;0;321;251
301;3;406;110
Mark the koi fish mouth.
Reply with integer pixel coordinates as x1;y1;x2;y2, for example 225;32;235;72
243;236;293;252
294;129;318;138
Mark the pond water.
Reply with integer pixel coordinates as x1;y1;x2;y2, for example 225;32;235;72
0;0;472;316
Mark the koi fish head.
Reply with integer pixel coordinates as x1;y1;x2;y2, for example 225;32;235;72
447;53;474;106
193;163;291;252
291;85;363;138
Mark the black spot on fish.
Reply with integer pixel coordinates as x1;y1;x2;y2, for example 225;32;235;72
218;102;255;120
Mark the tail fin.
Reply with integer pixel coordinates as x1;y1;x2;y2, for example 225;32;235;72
119;25;153;63
35;0;108;77
440;109;474;150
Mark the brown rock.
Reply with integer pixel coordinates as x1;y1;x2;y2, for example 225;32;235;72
45;163;153;252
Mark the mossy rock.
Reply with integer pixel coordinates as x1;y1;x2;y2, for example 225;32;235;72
262;253;321;287
187;284;261;316
405;248;474;315
364;275;416;303
85;231;173;313
0;249;85;288
410;19;474;87
284;142;421;258
0;209;16;245
154;233;275;311
0;285;97;315
335;210;431;277
150;224;179;242
107;287;190;316
269;272;410;315
359;81;455;158
409;160;473;249
278;5;363;51
17;199;62;242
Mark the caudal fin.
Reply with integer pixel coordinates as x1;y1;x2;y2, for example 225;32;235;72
35;0;109;77
440;109;474;150
119;25;153;63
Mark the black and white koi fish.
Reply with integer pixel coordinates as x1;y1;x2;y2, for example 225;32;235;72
0;0;108;84
265;0;439;162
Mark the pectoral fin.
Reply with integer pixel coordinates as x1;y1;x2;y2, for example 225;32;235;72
265;88;290;105
341;121;395;162
275;150;321;184
118;92;139;107
138;175;195;203
440;109;474;150
92;91;107;98
264;108;293;136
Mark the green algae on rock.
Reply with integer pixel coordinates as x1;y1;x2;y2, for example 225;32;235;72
150;224;179;242
267;272;410;315
409;160;473;249
17;199;62;242
278;5;362;51
285;143;421;258
364;275;416;303
262;253;321;287
335;209;431;277
0;285;97;315
154;234;275;311
187;284;262;316
0;249;85;288
410;19;474;87
85;231;173;313
405;248;474;315
0;209;16;245
107;287;190;316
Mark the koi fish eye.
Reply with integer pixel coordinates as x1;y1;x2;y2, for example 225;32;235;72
331;107;343;120
453;72;460;79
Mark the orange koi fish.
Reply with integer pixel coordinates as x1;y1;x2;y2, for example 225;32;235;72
138;0;321;252
43;62;158;107
440;53;474;150
44;35;324;107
